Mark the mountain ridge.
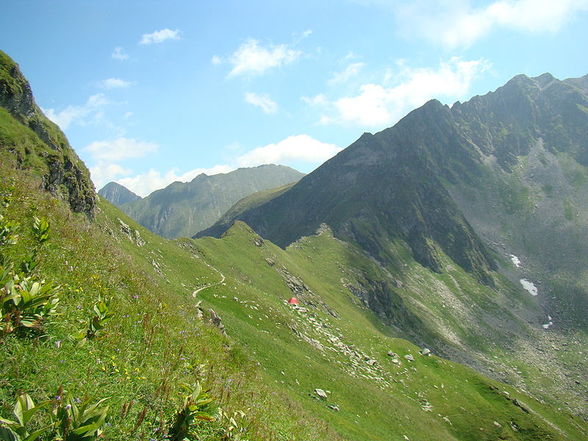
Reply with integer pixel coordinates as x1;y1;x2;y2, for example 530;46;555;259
121;164;304;238
197;72;588;412
98;181;141;206
1;51;587;440
198;73;588;284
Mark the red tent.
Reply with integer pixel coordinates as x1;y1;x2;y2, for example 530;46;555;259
287;297;299;305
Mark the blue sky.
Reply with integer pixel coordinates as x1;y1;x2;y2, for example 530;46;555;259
2;0;588;196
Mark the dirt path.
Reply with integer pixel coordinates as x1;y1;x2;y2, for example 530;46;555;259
192;260;225;296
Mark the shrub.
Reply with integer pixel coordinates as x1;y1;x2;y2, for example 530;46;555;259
168;383;217;441
0;273;60;336
0;394;52;441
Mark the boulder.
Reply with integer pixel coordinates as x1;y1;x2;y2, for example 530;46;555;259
314;388;328;400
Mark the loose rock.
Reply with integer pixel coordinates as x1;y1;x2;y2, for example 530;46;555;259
314;388;328;400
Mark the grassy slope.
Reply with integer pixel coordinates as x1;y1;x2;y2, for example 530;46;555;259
1;156;586;439
191;223;587;441
0;158;342;440
0;82;586;440
203;182;297;236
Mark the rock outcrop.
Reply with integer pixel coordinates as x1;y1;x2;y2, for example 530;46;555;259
0;50;96;217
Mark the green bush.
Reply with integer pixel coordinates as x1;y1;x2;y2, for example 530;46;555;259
0;273;60;336
0;394;52;441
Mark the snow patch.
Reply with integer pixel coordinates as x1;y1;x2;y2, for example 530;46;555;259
542;315;554;329
509;254;521;268
520;279;538;296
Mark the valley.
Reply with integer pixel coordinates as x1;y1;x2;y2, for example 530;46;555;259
1;48;587;441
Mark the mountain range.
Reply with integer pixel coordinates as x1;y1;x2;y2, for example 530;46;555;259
198;71;588;415
101;165;303;238
1;49;587;441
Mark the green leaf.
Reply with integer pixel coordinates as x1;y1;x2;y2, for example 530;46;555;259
191;383;202;401
0;418;18;428
193;412;215;422
13;394;34;426
0;427;20;441
21;425;53;441
195;397;213;406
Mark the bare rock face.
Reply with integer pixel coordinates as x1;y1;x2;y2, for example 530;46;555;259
0;50;96;217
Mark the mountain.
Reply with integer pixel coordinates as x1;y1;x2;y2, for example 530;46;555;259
2;51;587;441
121;165;304;238
0;50;96;216
199;72;588;310
98;181;141;206
199;72;588;415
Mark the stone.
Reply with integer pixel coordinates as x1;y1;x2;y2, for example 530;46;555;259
387;351;398;357
328;404;340;411
208;309;226;335
404;354;415;362
314;388;328;399
420;348;431;356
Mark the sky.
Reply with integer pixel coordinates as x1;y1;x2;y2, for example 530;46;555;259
1;0;588;196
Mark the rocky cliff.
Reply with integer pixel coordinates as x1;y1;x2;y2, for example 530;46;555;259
0;50;96;216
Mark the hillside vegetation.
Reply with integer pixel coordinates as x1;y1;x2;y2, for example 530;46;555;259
1;159;586;440
1;50;587;441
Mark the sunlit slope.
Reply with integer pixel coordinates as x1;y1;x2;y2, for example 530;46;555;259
0;162;343;441
189;222;587;441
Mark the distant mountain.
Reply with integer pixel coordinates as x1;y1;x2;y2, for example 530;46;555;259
99;182;141;206
121;165;304;238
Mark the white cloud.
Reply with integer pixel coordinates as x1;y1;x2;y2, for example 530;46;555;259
139;28;181;45
306;57;490;128
227;39;301;77
293;29;313;44
328;62;365;86
99;78;133;89
111;47;129;61
301;94;328;106
393;0;588;49
244;92;278;114
43;93;109;130
117;165;235;197
236;135;341;167
94;133;339;196
84;137;159;162
91;162;133;190
211;55;222;65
